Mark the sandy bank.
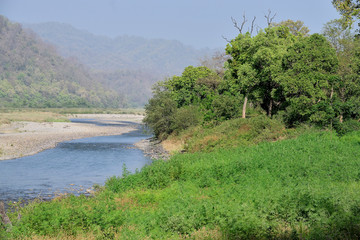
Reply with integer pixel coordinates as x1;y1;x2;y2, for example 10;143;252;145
0;114;144;160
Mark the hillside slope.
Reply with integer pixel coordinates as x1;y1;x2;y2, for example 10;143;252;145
0;16;125;108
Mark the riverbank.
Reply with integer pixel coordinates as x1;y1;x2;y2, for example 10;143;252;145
134;138;170;160
0;114;144;160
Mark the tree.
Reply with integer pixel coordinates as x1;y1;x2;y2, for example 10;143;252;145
323;19;360;122
332;0;360;27
164;66;221;108
143;85;177;139
278;34;339;125
272;20;310;36
225;26;296;118
322;19;353;52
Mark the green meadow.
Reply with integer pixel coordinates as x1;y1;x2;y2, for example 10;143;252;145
2;130;360;239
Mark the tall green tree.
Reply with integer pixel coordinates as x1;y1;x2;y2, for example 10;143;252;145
278;34;339;125
225;26;296;118
164;66;221;108
323;19;360;122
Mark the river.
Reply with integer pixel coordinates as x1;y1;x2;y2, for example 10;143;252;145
0;119;151;202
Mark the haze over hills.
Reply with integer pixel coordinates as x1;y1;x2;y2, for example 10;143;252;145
24;22;215;106
0;16;125;108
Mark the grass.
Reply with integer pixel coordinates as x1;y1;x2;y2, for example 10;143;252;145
164;115;304;153
2;130;360;239
0;107;145;115
0;108;145;126
0;111;70;124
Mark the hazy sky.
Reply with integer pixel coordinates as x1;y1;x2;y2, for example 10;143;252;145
0;0;340;49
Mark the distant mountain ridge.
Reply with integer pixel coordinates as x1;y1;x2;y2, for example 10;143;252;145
0;16;125;108
24;22;212;74
24;22;215;106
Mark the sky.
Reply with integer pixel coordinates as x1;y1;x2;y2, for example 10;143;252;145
0;0;340;49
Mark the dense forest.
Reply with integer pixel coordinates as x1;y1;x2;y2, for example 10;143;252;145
0;16;126;108
24;22;213;106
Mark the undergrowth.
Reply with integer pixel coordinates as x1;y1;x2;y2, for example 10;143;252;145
166;115;304;153
2;130;360;239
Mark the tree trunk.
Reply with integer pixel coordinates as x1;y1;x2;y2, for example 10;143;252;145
0;201;12;231
242;95;248;119
268;99;273;118
330;87;334;99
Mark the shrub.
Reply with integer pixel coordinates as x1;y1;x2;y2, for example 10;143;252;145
210;94;241;121
171;105;202;134
334;119;360;136
143;91;177;139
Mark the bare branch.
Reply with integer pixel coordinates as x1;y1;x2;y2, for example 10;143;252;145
264;9;277;26
241;13;247;32
231;13;247;34
222;35;231;43
250;16;256;35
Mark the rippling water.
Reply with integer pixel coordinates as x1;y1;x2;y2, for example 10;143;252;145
0;120;151;202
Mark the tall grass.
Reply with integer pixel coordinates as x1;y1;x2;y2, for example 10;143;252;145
2;131;360;239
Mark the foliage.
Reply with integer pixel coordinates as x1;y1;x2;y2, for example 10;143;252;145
278;34;339;126
209;94;242;121
225;26;297;117
164;66;221;108
323;19;360;123
272;19;310;36
144;66;227;138
143;89;177;139
143;82;203;139
332;0;360;28
4;131;360;239
171;105;202;135
145;23;359;139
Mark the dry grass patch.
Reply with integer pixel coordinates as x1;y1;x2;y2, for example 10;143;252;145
0;111;68;123
162;138;184;153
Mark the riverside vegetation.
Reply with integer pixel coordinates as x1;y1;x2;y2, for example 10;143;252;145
2;2;360;239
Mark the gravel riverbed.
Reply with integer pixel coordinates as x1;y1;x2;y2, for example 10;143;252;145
0;114;144;160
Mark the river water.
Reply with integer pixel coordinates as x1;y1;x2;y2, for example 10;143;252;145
0;119;151;202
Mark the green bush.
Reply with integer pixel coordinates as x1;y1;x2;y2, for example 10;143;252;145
143;90;177;139
334;119;360;136
210;94;241;121
171;105;202;134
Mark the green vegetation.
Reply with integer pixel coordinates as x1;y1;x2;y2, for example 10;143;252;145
0;16;126;108
1;2;360;239
174;115;293;153
1;131;360;239
144;23;359;141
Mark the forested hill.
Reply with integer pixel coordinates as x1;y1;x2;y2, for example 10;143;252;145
23;22;215;106
0;16;125;108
